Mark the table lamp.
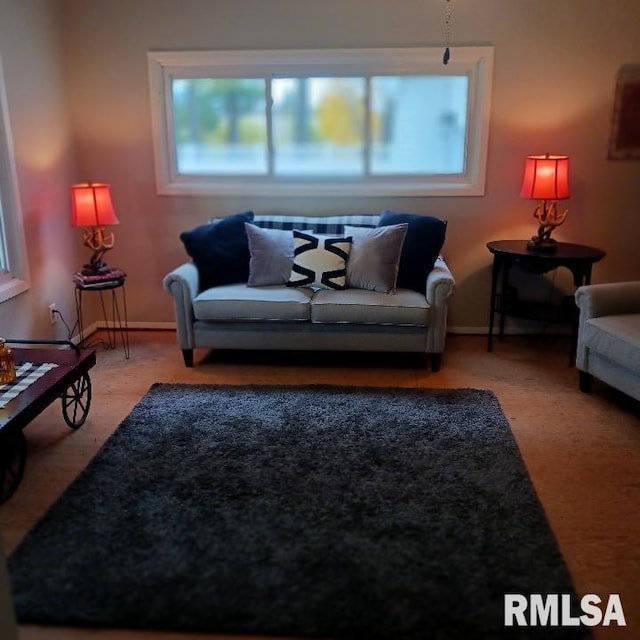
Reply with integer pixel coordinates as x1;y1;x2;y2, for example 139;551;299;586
70;183;119;275
520;153;570;253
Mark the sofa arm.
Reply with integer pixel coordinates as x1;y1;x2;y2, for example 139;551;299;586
424;256;455;353
426;256;455;307
575;282;640;320
163;263;199;350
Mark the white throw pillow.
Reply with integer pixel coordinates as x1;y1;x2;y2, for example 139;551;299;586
287;230;352;290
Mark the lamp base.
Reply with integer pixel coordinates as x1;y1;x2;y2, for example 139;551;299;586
526;200;569;255
80;247;114;276
81;258;113;276
527;237;558;254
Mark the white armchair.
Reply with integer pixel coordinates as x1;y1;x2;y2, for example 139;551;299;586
574;281;640;401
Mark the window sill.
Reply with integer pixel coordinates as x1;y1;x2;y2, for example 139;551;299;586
157;176;486;197
0;277;30;304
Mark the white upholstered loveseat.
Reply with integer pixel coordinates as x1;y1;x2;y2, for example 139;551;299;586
163;213;455;370
575;281;640;401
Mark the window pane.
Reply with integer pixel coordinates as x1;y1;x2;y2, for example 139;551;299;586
370;75;468;175
171;78;268;175
272;77;365;176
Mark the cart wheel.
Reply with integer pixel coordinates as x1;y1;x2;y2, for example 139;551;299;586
61;372;92;429
0;430;26;504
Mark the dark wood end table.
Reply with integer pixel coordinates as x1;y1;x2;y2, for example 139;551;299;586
486;240;606;358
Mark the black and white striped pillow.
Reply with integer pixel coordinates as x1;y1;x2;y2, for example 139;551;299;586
287;230;352;290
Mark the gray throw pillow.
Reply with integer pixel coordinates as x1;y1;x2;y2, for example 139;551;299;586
344;224;408;294
245;223;294;287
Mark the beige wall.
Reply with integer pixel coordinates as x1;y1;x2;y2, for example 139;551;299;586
44;1;640;330
0;0;80;340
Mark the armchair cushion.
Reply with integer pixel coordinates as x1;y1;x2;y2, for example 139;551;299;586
582;314;640;372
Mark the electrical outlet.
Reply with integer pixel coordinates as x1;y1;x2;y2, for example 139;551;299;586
48;303;57;325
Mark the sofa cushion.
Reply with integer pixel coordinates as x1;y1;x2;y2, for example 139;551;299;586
180;211;254;291
245;224;294;287
194;284;313;322
344;224;407;294
378;211;447;294
287;231;352;290
583;314;640;372
310;288;429;326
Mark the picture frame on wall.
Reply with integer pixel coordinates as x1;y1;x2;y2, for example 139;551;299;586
608;64;640;160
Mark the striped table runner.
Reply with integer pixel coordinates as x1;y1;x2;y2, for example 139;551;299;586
0;362;58;409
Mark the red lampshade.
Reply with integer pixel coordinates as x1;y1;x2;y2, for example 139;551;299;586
520;154;570;201
70;183;119;227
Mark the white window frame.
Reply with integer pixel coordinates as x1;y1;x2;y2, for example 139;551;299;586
148;46;494;197
0;55;30;303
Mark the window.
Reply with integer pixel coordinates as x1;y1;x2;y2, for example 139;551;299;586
0;55;29;303
0;196;8;273
148;47;494;196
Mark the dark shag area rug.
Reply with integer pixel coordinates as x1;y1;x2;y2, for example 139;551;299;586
8;384;590;639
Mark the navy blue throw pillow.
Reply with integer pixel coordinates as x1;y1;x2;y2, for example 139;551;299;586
180;211;254;291
378;211;447;294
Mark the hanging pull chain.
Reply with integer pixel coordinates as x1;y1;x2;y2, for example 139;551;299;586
443;0;452;65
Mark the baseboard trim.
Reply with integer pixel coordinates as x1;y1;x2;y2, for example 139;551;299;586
125;321;176;330
448;326;571;336
69;321;99;345
448;327;487;335
75;321;570;337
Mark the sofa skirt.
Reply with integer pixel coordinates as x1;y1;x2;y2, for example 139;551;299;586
193;320;430;353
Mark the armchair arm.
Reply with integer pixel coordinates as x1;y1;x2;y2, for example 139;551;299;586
574;281;640;371
163;263;199;349
575;281;640;319
425;256;455;353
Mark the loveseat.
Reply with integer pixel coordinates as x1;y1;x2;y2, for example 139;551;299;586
575;281;640;401
163;211;455;370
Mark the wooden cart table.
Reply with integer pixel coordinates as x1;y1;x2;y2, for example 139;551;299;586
0;341;96;504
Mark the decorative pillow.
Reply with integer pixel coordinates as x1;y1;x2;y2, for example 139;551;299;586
344;224;407;294
287;230;352;290
378;211;447;294
245;224;294;287
180;211;254;291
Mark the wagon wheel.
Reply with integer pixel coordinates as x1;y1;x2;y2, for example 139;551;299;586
61;372;92;429
0;430;26;504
